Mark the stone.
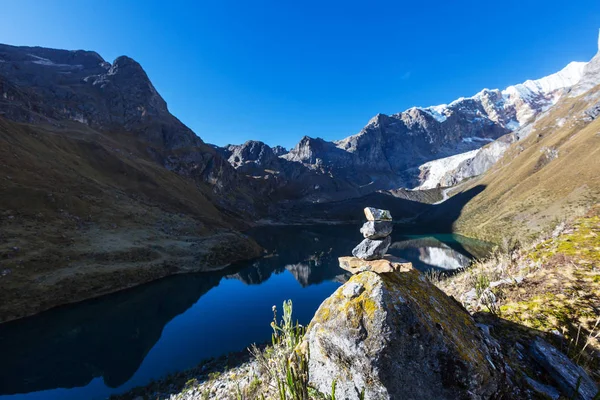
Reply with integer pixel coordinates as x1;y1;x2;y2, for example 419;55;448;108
351;236;391;261
530;338;598;400
363;207;392;221
359;220;393;239
301;270;505;400
525;377;560;400
338;255;412;275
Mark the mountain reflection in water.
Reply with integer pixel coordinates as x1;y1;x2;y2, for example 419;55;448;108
0;225;490;400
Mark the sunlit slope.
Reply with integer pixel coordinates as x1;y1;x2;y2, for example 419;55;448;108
452;86;600;241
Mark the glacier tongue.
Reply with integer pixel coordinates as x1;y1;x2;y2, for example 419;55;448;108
416;149;480;190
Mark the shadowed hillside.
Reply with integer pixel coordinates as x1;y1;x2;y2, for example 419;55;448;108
0;117;262;322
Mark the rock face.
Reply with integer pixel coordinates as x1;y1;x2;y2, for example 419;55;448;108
220;140;279;172
530;338;598;400
220;35;598;204
360;220;393;239
338;255;412;274
214;139;369;203
0;43;251;208
351;236;391;261
277;43;595;194
302;270;504;400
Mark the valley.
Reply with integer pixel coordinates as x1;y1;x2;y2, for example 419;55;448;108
0;26;599;400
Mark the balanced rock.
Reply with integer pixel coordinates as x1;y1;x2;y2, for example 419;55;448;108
339;255;412;275
364;207;392;221
301;270;505;400
351;236;391;261
360;220;393;239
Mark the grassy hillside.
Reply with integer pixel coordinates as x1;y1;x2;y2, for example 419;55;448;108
433;205;600;383
0;117;261;322
451;86;600;242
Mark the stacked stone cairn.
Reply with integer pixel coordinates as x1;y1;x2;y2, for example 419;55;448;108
338;207;412;274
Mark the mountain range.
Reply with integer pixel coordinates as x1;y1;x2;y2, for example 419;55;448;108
0;33;599;320
220;52;591;195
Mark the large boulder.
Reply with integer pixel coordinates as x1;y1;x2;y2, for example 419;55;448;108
301;270;505;400
351;236;391;260
360;220;393;239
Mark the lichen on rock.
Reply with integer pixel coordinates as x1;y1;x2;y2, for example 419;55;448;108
301;269;506;399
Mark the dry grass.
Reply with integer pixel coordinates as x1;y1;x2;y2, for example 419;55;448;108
430;206;600;379
176;301;338;400
453;85;600;242
0;117;261;322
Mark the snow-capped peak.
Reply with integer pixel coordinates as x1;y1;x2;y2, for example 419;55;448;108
406;59;587;130
503;61;587;100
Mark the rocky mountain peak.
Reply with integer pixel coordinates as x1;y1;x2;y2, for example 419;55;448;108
223;140;277;169
271;145;288;156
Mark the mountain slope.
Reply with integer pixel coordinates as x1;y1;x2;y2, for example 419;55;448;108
446;75;600;241
0;45;265;322
0;116;263;322
278;57;589;192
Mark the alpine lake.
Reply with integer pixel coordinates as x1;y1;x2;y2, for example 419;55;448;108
0;224;492;400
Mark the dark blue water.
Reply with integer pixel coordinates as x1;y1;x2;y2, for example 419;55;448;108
0;225;490;400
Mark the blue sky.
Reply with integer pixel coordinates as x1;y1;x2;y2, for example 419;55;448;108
1;0;599;149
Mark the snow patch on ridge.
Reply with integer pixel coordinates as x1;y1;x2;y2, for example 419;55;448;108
28;54;82;69
415;105;448;123
504;61;587;99
462;137;494;144
416;149;480;190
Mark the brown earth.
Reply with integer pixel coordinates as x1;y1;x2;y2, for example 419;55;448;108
0;117;262;322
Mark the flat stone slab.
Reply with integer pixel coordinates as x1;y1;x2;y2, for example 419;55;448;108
364;207;392;221
339;255;412;275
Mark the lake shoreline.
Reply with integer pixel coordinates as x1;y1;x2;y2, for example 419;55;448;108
0;226;491;400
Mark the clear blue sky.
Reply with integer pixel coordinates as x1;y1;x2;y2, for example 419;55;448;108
1;0;599;149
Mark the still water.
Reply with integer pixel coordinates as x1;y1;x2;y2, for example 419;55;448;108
0;225;490;400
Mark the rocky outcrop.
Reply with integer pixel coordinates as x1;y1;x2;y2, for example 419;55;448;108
301;269;506;399
216;139;365;203
530;338;598;400
271;145;288;156
301;206;507;399
220;140;279;172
